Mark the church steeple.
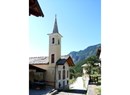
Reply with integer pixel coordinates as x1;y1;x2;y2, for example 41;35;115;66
48;15;62;67
53;15;59;33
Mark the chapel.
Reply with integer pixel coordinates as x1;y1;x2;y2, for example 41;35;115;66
29;16;75;89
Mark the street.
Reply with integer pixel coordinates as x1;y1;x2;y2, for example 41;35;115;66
56;76;89;95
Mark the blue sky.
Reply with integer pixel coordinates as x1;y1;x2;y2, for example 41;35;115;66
29;0;101;56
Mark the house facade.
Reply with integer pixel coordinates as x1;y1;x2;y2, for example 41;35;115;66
29;16;74;89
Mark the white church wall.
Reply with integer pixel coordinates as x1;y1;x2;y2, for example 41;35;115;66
64;62;70;86
55;62;70;89
56;65;63;88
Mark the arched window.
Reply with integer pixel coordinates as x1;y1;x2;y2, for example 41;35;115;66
51;54;55;63
52;38;55;44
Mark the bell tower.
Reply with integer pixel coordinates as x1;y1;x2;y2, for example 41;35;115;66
48;15;62;67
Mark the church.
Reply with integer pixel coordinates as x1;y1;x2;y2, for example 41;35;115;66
29;16;75;89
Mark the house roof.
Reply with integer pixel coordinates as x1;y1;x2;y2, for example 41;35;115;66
29;0;44;17
57;56;75;66
57;59;66;65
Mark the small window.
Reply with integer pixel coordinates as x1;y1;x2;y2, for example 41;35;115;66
63;65;65;69
67;70;69;78
59;71;61;80
63;70;65;79
58;39;60;45
67;80;69;85
52;38;55;44
51;54;55;63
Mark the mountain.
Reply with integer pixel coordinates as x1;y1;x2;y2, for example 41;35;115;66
68;43;101;64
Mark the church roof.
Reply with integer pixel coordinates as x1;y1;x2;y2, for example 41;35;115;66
52;15;59;33
29;55;75;66
48;15;62;37
29;56;49;64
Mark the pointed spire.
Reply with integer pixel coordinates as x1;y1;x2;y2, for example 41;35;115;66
53;14;59;33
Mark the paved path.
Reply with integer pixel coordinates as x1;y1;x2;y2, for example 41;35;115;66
70;77;86;90
57;76;89;95
87;85;96;95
